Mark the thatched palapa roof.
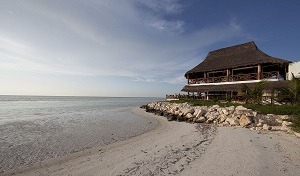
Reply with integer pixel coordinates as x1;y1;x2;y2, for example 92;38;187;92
185;41;291;77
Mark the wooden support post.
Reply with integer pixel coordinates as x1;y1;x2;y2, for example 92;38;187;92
226;69;230;82
257;64;262;80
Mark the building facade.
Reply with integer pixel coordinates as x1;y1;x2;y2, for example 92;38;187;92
288;61;300;79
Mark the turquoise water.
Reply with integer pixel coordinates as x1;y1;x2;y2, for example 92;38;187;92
0;96;163;173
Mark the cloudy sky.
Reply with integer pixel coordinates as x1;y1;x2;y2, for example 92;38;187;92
0;0;299;97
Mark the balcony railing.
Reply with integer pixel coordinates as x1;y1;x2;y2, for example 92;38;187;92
188;71;279;84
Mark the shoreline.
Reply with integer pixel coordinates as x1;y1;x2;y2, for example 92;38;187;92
3;108;216;176
3;107;300;176
1;107;162;175
0;106;159;174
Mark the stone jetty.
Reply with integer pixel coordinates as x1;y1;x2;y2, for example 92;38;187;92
141;102;294;133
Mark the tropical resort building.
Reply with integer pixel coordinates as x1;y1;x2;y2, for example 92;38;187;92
181;41;292;101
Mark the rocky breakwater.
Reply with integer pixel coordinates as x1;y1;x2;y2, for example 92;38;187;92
141;102;296;134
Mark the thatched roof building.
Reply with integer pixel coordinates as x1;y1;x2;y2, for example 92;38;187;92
182;41;291;99
185;41;290;78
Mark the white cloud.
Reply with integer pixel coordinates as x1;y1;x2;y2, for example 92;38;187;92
138;0;183;14
0;0;242;86
148;19;185;33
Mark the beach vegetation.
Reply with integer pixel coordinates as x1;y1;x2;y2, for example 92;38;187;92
277;75;300;105
240;81;266;104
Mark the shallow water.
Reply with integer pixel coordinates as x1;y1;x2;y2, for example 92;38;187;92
0;96;162;173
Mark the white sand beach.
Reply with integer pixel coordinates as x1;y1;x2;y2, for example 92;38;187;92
3;108;300;176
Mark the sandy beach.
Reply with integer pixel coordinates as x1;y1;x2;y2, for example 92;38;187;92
3;108;300;176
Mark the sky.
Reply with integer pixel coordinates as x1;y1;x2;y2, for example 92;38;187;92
0;0;299;97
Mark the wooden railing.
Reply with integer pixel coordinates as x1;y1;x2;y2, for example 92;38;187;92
231;73;257;81
188;71;280;84
262;71;279;79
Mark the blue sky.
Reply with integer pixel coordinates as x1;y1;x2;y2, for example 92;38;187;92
0;0;299;97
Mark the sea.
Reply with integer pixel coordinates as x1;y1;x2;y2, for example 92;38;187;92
0;95;163;173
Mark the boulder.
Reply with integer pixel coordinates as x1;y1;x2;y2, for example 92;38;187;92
263;124;272;130
195;109;206;118
183;108;195;116
294;132;300;138
235;105;247;111
185;113;195;119
281;121;293;132
256;123;263;127
239;114;252;127
219;114;227;123
226;117;240;126
207;116;216;123
252;111;258;117
221;108;229;115
195;116;206;123
280;115;292;121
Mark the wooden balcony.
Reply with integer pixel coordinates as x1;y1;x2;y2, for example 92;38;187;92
188;71;279;84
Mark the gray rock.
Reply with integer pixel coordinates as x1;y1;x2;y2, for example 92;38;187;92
183;108;195;116
195;116;206;123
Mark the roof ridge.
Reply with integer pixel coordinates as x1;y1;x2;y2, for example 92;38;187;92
207;41;257;57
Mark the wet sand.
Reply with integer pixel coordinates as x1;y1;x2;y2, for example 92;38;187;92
3;108;300;176
0;108;159;174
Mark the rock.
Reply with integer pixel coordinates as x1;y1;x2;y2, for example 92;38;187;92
207;116;216;123
183;108;195;116
255;127;263;131
177;116;184;122
236;105;247;111
263;124;272;130
258;119;265;124
294;132;300;138
211;105;220;109
185;113;195;119
240;114;252;127
221;109;229;115
256;122;263;127
219;114;227;123
275;118;283;124
226;117;240;126
253;111;258;117
167;115;175;121
281;121;293;132
195;116;206;123
280;115;292;121
195;109;206;118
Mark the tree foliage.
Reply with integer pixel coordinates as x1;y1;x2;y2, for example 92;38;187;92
278;75;300;104
240;81;267;104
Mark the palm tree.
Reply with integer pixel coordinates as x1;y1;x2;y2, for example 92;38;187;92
241;81;267;104
278;74;300;104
